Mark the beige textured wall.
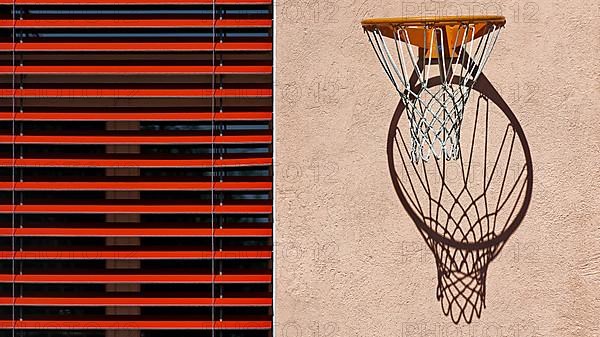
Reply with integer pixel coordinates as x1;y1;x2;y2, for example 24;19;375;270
275;0;600;336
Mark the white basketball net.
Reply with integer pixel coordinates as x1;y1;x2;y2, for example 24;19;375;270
366;23;502;162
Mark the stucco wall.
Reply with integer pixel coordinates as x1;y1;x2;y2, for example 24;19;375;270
275;1;600;335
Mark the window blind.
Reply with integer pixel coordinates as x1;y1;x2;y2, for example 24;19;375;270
0;0;273;335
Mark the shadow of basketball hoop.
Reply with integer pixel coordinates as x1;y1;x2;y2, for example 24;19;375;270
387;73;533;324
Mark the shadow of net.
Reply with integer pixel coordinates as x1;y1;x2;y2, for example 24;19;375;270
388;85;532;323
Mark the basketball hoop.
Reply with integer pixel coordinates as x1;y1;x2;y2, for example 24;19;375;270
360;16;529;324
362;16;505;162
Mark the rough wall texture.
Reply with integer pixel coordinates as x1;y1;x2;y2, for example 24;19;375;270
275;0;600;336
